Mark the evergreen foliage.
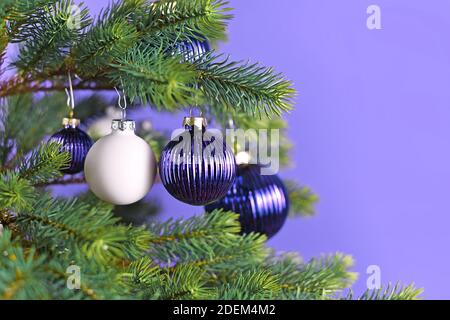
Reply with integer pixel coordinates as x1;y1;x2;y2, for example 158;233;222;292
0;0;421;300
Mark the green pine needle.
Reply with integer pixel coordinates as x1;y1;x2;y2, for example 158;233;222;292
0;172;35;212
109;44;199;108
352;282;423;300
285;180;318;218
10;0;91;74
18;142;70;185
195;53;296;117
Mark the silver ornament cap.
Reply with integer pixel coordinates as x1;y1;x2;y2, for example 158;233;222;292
111;119;136;131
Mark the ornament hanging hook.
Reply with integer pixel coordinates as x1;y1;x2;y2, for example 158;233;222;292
65;71;75;118
114;80;127;120
228;117;236;129
190;82;203;117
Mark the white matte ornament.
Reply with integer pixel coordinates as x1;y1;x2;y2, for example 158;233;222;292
84;119;156;205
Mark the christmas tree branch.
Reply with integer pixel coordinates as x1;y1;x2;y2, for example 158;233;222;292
267;252;357;300
0;229;133;299
9;0;90;75
348;282;423;300
17;195;151;263
0;76;114;98
217;269;281;300
130;258;216;299
18;142;70;185
195;54;296;117
146;210;267;265
34;176;86;187
285;181;318;218
143;0;232;42
108;45;199;108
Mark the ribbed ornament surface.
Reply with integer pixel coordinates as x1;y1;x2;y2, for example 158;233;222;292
205;164;289;239
159;125;236;206
49;127;93;174
176;37;210;63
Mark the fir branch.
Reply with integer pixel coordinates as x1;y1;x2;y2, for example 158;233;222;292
75;20;138;76
0;172;35;212
195;53;296;117
0;0;14;69
285;181;318;218
0;93;68;158
35;176;86;187
72;0;142;76
159;263;216;299
108;44;199;108
217;269;281;300
17;195;151;264
128;256;160;287
1;0;233;95
0;229;131;299
0;230;51;299
18;142;70;185
0;76;114;98
5;0;60;37
351;283;423;300
144;0;232;42
130;258;216;299
45;252;132;300
146;210;267;266
10;0;91;75
267;252;357;300
0;0;16;19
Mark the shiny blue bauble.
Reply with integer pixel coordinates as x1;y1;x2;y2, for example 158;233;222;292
159;117;236;206
49;119;93;174
175;36;210;63
205;164;289;239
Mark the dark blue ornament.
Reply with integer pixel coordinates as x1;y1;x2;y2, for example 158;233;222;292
49;118;93;174
205;164;289;239
175;36;210;63
159;117;236;206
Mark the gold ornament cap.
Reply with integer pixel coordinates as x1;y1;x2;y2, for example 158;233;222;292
62;117;80;128
183;116;207;128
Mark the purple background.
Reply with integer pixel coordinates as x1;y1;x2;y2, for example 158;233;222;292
19;0;450;298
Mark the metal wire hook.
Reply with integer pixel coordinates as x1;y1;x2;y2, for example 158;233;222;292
114;85;127;120
228;117;236;129
188;106;204;118
65;71;75;109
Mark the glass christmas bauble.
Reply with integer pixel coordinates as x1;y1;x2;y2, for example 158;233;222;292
84;119;157;205
175;36;210;63
48;118;93;174
205;164;289;239
159;117;236;206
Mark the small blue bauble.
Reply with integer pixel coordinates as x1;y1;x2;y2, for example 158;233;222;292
159;117;236;206
49;118;93;174
205;164;289;239
175;36;210;63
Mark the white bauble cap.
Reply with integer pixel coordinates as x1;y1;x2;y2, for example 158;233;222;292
84;119;157;205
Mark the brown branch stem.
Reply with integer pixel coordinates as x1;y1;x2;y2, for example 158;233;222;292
0;76;114;98
35;176;86;187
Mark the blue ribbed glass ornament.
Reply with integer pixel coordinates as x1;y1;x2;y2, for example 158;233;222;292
159;117;236;206
175;36;210;63
49;118;93;174
205;164;289;239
